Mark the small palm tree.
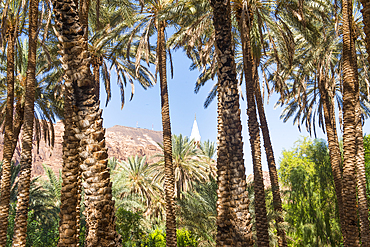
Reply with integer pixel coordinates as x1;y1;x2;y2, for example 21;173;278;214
39;164;62;209
177;177;217;247
151;134;209;200
199;140;216;178
114;155;162;208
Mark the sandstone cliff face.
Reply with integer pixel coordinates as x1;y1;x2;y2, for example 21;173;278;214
0;121;163;177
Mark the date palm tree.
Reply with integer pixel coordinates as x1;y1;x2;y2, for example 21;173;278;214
340;0;359;243
353;4;370;244
151;134;209;200
114;155;162;207
11;0;39;244
77;0;156;104
360;0;370;65
0;0;27;243
210;0;253;245
269;1;370;242
270;2;348;234
234;1;274;245
0;36;63;246
199;140;217;178
177;177;217;247
123;1;179;244
52;0;118;245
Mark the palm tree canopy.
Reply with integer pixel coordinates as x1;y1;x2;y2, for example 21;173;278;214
151;134;209;198
113;155;162;207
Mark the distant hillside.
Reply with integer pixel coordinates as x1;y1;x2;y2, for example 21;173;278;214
0;121;163;177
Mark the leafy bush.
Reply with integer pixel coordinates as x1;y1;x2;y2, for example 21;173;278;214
116;208;145;246
176;228;198;247
141;229;166;247
139;228;198;247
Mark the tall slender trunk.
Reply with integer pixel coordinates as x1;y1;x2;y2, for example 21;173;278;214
11;0;38;244
53;0;118;245
360;0;370;65
157;20;177;247
216;90;232;245
237;8;269;246
0;24;16;246
342;0;360;244
211;0;253;245
319;80;346;237
58;85;81;246
353;35;370;245
355;101;370;246
255;79;287;247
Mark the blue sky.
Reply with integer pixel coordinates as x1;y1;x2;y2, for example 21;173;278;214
100;49;369;175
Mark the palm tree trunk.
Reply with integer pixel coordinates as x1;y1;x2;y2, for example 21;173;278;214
353;37;370;245
157;20;177;247
11;0;38;244
211;0;253;245
236;8;269;246
355;100;370;246
254;79;287;247
79;0;90;48
319;81;346;237
58;84;81;247
360;0;370;65
53;0;118;245
93;60;100;100
11;100;25;154
0;24;16;246
342;0;360;244
215;90;232;246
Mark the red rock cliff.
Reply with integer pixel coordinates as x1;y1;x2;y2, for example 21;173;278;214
0;121;163;177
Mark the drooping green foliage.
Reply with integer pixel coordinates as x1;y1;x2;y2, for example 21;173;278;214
151;134;209;199
177;176;217;247
279;138;342;246
1;163;60;246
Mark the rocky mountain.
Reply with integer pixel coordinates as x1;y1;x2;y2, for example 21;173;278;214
0;121;163;177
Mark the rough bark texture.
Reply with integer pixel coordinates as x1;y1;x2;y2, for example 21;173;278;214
79;0;90;49
92;56;101;100
0;23;16;246
360;0;370;65
212;0;253;246
353;37;370;245
157;21;177;247
319;80;346;237
236;7;269;247
355;101;370;247
11;0;38;244
12;100;25;154
342;0;360;245
58;84;81;246
255;82;287;247
53;0;118;245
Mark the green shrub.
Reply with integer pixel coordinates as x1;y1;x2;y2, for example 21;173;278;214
176;228;198;247
142;229;166;247
140;228;198;247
